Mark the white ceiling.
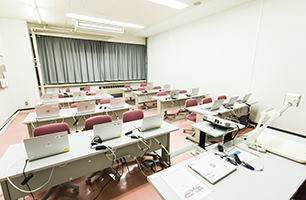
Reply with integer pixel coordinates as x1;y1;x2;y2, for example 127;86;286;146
0;0;255;40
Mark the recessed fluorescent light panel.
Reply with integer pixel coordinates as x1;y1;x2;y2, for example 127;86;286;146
67;13;144;29
29;0;41;24
148;0;189;10
77;21;124;33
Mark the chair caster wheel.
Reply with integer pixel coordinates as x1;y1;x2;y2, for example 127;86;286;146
183;130;186;133
73;188;79;194
186;137;189;140
85;179;91;184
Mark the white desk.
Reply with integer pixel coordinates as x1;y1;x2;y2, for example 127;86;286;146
120;88;137;99
23;103;132;137
187;102;254;142
148;128;306;200
132;90;163;109
192;120;245;146
38;94;113;108
0;120;178;200
153;93;209;115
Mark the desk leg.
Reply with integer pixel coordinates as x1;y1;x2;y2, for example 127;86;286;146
1;181;12;200
157;101;162;115
161;133;170;164
134;95;139;110
27;123;34;137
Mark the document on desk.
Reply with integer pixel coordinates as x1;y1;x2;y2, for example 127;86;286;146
159;165;213;200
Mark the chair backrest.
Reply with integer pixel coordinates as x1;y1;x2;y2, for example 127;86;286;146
218;95;227;100
66;88;70;92
140;83;147;87
84;87;90;91
124;84;131;88
44;103;62;110
157;91;167;96
122;110;144;123
91;92;96;96
84;115;112;131
153;86;161;90
58;93;64;98
137;87;145;91
33;123;70;137
185;99;198;108
71;103;77;108
100;98;111;104
202;97;213;104
179;90;187;94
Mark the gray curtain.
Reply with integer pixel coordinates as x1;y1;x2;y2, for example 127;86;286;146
36;35;146;85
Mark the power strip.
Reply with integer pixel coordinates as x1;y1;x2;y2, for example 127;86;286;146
116;154;135;163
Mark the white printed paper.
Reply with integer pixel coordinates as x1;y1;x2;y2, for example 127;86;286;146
160;165;213;200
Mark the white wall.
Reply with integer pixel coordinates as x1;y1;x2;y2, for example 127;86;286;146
148;0;306;136
0;19;40;127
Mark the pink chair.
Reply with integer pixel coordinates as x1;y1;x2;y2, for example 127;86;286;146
84;115;112;131
66;88;70;92
84;115;113;184
137;87;152;110
58;93;64;98
124;84;131;88
153;86;162;90
202;97;213;104
33;123;79;197
177;90;188;115
137;87;145;91
183;99;198;137
84;88;90;91
71;103;77;108
91;92;96;96
122;110;144;123
218;95;227;100
100;98;111;104
140;83;147;87
33;123;70;137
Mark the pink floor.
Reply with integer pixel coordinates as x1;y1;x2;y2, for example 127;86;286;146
0;104;198;200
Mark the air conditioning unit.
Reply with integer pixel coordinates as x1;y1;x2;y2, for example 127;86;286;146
74;21;124;37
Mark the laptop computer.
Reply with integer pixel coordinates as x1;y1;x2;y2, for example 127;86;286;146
35;104;60;119
188;153;237;184
225;96;239;106
73;91;86;99
190;87;200;96
90;86;99;92
136;114;164;132
170;89;179;99
77;101;96;113
93;121;123;141
163;84;171;91
46;88;59;94
145;85;153;92
42;93;59;102
96;89;108;97
23;131;70;161
241;93;252;103
110;97;125;108
70;87;80;93
203;99;225;111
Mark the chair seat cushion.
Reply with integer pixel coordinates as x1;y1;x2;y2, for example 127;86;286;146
186;113;196;122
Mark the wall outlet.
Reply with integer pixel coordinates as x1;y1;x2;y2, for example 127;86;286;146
25;100;29;106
